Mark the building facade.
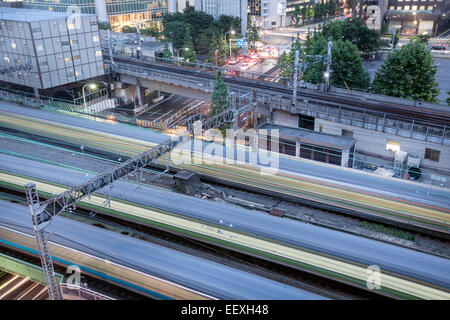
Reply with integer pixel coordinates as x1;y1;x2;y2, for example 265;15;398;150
385;0;449;36
353;0;389;30
22;0;168;31
0;7;104;89
167;0;195;13
248;0;289;29
195;0;248;35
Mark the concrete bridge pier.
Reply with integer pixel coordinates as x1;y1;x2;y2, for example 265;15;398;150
135;84;142;106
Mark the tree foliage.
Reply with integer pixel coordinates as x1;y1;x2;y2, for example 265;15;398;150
162;40;173;60
247;24;259;49
98;22;111;30
182;25;197;63
208;33;228;64
141;22;160;38
330;40;370;89
162;7;240;56
278;52;293;82
163;20;188;50
371;41;440;102
210;69;230;116
121;26;137;33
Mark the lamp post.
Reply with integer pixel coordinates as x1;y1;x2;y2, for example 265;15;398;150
176;47;189;62
82;83;97;108
225;30;236;58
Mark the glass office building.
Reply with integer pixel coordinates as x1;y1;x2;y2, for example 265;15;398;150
0;7;104;89
23;0;168;30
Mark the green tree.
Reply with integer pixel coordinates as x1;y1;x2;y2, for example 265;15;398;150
98;22;111;30
321;20;343;41
182;25;197;64
215;15;242;35
392;28;400;49
342;18;383;53
197;26;220;54
278;51;294;82
162;40;173;60
300;6;307;22
294;5;302;26
303;34;328;84
247;24;259;49
306;5;314;21
208;32;228;64
163;20;188;49
372;41;440;102
210;69;230;116
141;22;160;38
417;34;431;44
447;91;450;106
121;26;137;33
331;40;370;89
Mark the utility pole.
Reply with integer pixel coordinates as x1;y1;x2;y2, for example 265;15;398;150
136;23;142;59
324;40;332;92
108;29;114;66
292;50;299;109
25;183;63;300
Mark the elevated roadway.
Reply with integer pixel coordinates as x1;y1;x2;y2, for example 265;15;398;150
0;103;449;236
0;154;449;299
109;54;450;127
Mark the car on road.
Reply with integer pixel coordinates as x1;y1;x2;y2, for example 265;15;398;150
240;63;250;70
228;58;239;65
248;59;257;67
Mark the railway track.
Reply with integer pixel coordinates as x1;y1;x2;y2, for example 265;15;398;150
108;54;450;126
0;155;448;300
0;190;374;300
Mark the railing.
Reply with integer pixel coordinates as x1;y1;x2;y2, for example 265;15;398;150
61;283;114;300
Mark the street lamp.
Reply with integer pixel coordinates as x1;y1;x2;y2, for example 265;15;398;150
225;30;236;58
176;47;189;62
82;83;97;108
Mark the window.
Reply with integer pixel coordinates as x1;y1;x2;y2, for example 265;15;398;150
428;5;433;10
93;35;100;42
95;50;102;56
37;44;44;51
32;27;41;33
73;55;80;60
11;42;16;49
386;140;400;152
389;6;395;9
70;39;78;45
90;21;98;26
64;57;72;62
424;148;440;162
68;23;76;30
61;41;70;47
298;114;315;130
404;5;410;10
342;129;353;138
412;5;417;10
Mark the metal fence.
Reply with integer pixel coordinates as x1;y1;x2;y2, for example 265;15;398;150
61;283;114;300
